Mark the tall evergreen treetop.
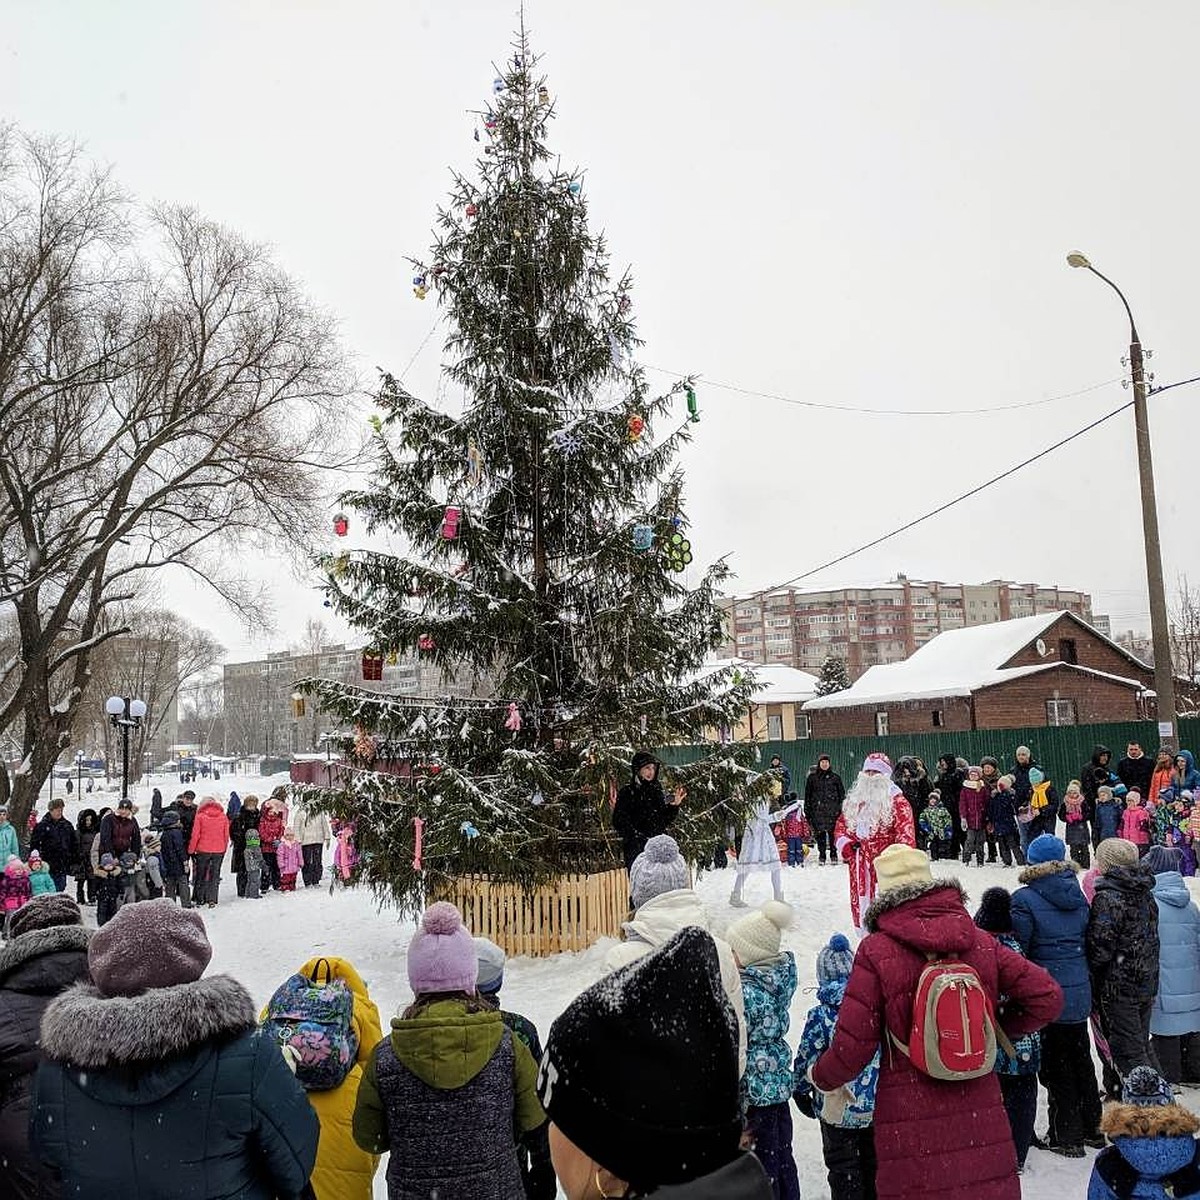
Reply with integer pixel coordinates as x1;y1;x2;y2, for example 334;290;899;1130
301;27;761;912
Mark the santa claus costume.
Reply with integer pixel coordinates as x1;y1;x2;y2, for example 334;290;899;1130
835;753;917;931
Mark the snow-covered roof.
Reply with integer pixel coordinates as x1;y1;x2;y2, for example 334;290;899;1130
804;611;1149;710
698;658;820;703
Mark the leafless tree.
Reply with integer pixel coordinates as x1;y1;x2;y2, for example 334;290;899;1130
290;617;331;750
179;670;226;761
1171;574;1200;688
0;129;353;829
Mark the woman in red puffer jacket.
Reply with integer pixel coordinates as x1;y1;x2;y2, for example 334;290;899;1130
812;845;1063;1200
187;798;230;908
257;795;288;893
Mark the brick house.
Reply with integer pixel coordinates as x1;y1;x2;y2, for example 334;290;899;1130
803;611;1165;738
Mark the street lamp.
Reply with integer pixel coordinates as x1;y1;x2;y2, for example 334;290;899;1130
75;750;84;797
106;696;147;804
1066;252;1177;746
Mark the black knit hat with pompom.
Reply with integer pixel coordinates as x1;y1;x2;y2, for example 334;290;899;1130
973;887;1013;934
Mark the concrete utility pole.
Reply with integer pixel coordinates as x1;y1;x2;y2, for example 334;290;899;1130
1067;253;1177;747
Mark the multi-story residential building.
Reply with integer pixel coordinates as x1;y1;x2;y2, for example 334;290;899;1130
222;645;484;757
719;574;1100;681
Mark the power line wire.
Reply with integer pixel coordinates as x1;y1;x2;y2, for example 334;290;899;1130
642;364;1122;417
747;397;1136;599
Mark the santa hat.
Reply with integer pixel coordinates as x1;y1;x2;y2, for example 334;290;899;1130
862;752;892;776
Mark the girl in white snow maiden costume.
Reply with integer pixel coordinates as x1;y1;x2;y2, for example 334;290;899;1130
730;784;800;907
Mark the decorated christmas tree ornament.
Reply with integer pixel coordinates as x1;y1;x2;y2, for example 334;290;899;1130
322;598;332;608
368;414;383;433
412;273;426;288
640;713;648;736
567;181;582;195
664;531;693;571
493;77;506;94
626;413;644;441
671;514;684;529
467;440;484;485
353;724;377;761
385;651;399;666
632;523;654;552
412;816;424;870
538;85;550;104
413;285;428;300
531;788;544;807
618;294;631;314
550;428;582;456
432;262;447;277
362;652;384;681
441;504;462;539
466;202;478;217
333;512;349;537
417;633;436;653
484;115;498;132
512;53;523;68
686;385;699;422
460;821;480;839
504;702;522;732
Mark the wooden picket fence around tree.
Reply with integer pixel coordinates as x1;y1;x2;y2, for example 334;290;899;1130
437;868;630;957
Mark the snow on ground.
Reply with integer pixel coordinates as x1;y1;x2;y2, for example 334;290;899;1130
36;771;1200;1198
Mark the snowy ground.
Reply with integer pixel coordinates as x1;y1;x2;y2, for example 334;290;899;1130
36;772;1200;1198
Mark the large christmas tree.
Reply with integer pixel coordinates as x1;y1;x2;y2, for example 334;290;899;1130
300;28;760;913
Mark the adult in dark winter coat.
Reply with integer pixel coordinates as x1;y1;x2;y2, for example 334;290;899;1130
611;751;682;871
31;900;318;1200
28;800;77;891
1088;843;1161;1077
893;757;932;845
803;754;846;864
1081;745;1116;812
1010;833;1102;1156
0;894;91;1200
97;798;141;859
170;790;198;843
934;754;966;855
73;809;99;905
539;925;773;1199
149;787;164;825
230;794;261;897
1011;746;1037;807
1117;743;1155;797
812;845;1063;1200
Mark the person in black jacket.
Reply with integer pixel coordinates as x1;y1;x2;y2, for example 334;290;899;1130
1011;746;1036;806
230;794;262;897
934;754;967;857
1116;742;1154;797
0;894;91;1200
170;790;198;844
1081;745;1115;813
1087;849;1161;1077
97;799;142;861
612;752;682;872
28;800;77;892
74;809;99;905
803;754;845;865
31;900;318;1199
893;756;932;846
149;787;164;826
157;810;193;908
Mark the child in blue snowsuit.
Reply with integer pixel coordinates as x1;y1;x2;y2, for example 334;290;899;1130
727;900;801;1200
1088;1066;1200;1200
974;886;1042;1170
793;933;879;1200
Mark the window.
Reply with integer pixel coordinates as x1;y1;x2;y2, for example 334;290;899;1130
794;709;811;739
1058;638;1078;665
1046;698;1077;726
932;709;944;727
767;714;784;740
875;711;889;737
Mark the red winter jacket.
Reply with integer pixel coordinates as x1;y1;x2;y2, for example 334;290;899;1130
188;801;231;855
257;805;286;853
812;880;1062;1200
958;781;990;830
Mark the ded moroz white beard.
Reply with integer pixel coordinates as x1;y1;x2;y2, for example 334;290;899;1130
842;771;897;837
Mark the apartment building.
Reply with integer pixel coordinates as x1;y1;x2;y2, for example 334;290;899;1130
719;574;1099;681
222;645;484;757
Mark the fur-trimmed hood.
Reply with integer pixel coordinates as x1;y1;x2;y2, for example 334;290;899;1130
0;923;89;988
1103;1103;1200;1139
863;878;968;933
1018;859;1082;884
40;973;256;1071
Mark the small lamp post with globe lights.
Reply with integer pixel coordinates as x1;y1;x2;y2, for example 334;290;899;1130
106;696;147;805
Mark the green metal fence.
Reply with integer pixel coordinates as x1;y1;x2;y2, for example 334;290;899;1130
661;718;1200;790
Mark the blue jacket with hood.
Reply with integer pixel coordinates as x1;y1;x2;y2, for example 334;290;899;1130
1011;860;1092;1023
1151;870;1200;1038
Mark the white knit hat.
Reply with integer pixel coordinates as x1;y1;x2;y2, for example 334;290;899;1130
726;900;794;966
873;844;933;895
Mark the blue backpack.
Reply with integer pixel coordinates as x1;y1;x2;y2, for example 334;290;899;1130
263;958;358;1090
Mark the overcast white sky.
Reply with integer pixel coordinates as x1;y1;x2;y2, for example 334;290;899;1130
5;1;1199;662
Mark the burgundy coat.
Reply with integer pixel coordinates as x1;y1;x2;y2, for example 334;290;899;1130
812;879;1063;1200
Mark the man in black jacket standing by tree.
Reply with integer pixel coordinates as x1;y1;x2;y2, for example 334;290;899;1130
1116;742;1154;797
29;800;78;893
803;754;845;865
612;751;683;871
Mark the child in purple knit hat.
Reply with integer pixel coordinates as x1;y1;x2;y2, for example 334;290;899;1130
351;902;546;1198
